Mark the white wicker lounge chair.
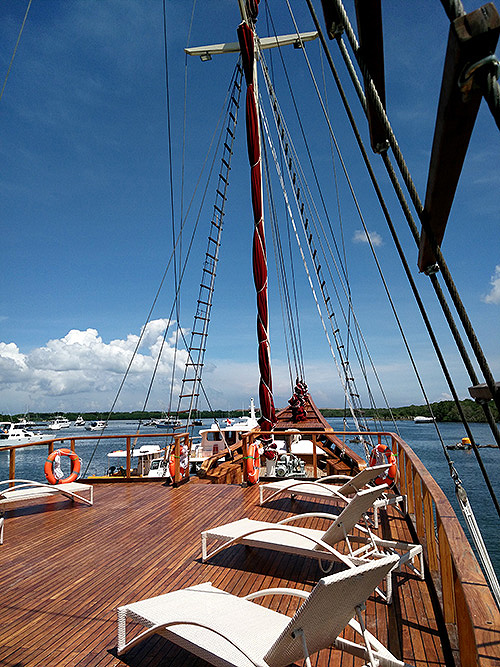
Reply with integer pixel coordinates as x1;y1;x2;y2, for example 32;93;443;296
259;464;406;529
202;485;423;604
117;554;409;667
0;479;93;543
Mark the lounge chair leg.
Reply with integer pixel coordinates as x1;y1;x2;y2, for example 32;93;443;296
201;532;207;562
117;608;127;654
355;604;378;667
291;628;312;667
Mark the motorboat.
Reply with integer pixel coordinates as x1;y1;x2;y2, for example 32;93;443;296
190;399;259;466
85;420;107;431
48;416;71;430
107;444;163;477
74;415;85;427
414;416;434;423
0;422;53;446
154;416;181;428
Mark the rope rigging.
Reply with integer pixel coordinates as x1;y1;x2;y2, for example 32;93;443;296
319;0;500;421
299;0;500;603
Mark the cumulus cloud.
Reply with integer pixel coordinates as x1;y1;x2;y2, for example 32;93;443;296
482;265;500;304
353;229;383;247
0;320;188;413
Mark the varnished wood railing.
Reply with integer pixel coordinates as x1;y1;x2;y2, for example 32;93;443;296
0;431;191;482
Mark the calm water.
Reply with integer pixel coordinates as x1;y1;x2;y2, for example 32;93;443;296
2;418;499;577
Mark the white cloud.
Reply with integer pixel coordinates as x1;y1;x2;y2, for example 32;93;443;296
353;229;383;247
482;265;500;304
0;320;189;413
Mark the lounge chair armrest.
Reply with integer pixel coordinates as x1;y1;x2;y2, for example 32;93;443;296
117;615;268;666
278;512;340;525
203;524;356;570
244;587;309;602
317;474;352;483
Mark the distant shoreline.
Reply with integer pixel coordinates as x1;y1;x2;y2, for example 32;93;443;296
2;398;497;424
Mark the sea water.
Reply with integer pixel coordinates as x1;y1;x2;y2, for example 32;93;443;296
1;418;498;577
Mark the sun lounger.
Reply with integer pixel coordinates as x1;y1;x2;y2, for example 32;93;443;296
117;554;408;667
202;485;423;604
259;464;407;528
0;479;93;544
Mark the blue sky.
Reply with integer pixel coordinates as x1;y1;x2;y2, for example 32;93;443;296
0;0;498;415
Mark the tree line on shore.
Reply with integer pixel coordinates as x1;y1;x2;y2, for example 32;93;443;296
2;399;497;424
321;399;498;423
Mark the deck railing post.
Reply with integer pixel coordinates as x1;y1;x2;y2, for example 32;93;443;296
437;516;456;624
9;448;15;484
241;434;249;484
312;434;318;477
173;435;181;485
184;433;190;481
414;474;425;541
70;438;76;453
126;437;131;478
405;456;415;515
423;487;438;572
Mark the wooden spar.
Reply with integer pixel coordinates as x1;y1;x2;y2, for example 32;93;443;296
354;0;388;153
468;380;500;402
418;3;500;273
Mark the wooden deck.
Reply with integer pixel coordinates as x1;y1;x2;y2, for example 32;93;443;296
0;480;451;666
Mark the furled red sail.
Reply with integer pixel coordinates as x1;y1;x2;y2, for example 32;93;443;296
237;18;276;438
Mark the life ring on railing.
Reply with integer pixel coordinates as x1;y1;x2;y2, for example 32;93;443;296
246;442;260;485
368;444;397;486
168;454;187;479
169;444;189;480
44;448;81;485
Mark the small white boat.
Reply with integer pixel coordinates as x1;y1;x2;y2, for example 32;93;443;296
414;416;434;423
48;416;71;430
154;416;181;428
0;422;53;445
74;415;85;427
190;399;259;468
85;420;107;431
107;444;163;477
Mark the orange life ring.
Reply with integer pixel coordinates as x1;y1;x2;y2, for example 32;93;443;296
44;448;81;485
169;454;187;480
246;442;260;485
368;444;397;486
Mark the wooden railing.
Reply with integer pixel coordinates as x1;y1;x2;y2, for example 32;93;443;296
0;431;191;483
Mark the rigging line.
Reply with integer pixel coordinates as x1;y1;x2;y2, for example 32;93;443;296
259;102;368;456
260;59;394;434
262;132;304;379
265;12;395;433
328;10;500;445
324;0;500;413
300;4;500;520
305;0;500;435
181;0;198;225
259;50;387;439
263;139;297;389
263;4;351;291
0;0;33;103
163;0;181;418
318;39;354;416
262;3;306;382
284;5;451;441
83;70;239;473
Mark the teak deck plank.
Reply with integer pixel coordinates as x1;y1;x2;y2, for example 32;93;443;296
0;481;449;666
